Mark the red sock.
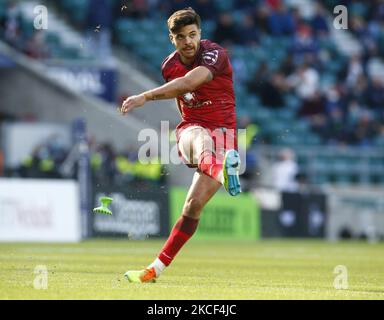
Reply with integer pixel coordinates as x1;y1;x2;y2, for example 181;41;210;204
198;150;223;182
158;215;199;266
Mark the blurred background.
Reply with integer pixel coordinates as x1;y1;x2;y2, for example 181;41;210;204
0;0;383;243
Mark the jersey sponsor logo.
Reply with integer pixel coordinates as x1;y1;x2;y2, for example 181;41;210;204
180;92;212;108
202;50;219;65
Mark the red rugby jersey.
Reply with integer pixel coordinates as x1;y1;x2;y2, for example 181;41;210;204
161;39;237;131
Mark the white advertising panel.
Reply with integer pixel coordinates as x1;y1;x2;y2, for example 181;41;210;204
325;186;384;241
0;178;81;242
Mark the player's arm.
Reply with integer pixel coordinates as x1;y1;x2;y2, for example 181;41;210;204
120;66;213;114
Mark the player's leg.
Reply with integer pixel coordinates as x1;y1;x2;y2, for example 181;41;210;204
191;127;224;184
125;170;220;283
180;126;241;196
149;170;221;271
124;126;239;283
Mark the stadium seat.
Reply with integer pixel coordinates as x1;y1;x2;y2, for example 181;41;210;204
334;174;354;185
275;109;295;121
201;21;215;39
62;0;89;24
115;19;136;44
19;16;34;39
285;94;301;111
250;107;272;123
272;133;302;146
312;174;329;185
0;2;5;20
46;32;61;47
214;0;233;11
373;136;384;147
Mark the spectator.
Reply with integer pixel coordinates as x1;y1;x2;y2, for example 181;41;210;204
114;145;138;183
252;4;270;34
266;0;282;11
290;24;319;64
2;0;22;49
248;71;287;108
234;0;259;11
370;0;384;21
46;134;68;165
350;110;378;146
24;30;50;59
271;148;299;192
324;84;346;115
91;143;116;184
350;14;366;38
349;14;379;60
364;77;384;114
163;0;195;16
212;12;240;47
287;62;320;102
267;3;295;36
279;53;295;76
374;124;384;146
247;61;269;89
300;94;327;141
238;13;260;46
191;0;217;21
349;0;369;18
311;2;330;37
286;62;326;133
345;100;366;136
247;61;290;109
345;54;364;89
19;144;61;179
291;7;305;33
347;73;368;105
323;107;348;145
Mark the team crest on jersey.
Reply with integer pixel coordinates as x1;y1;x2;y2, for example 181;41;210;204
183;92;196;102
180;92;212;108
202;50;219;65
183;92;197;103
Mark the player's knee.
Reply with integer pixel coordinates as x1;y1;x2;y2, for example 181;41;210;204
183;198;203;218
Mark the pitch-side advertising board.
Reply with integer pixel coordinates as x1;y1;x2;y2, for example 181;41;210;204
0;178;81;242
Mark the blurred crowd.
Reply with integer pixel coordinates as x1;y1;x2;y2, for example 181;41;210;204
247;56;384;147
116;0;384;147
0;0;48;59
0;112;165;184
16;137;165;185
233;0;384;147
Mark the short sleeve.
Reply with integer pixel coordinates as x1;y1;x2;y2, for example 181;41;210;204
200;49;229;78
161;55;173;82
161;62;168;82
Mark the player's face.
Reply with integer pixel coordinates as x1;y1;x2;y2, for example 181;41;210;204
170;24;201;62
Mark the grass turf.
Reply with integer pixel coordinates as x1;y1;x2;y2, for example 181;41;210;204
0;239;383;300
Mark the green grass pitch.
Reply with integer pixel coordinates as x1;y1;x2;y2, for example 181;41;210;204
1;239;383;299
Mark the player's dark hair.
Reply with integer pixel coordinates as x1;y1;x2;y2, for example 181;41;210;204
167;7;201;34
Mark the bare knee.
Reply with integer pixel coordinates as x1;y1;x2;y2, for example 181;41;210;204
183;198;204;219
